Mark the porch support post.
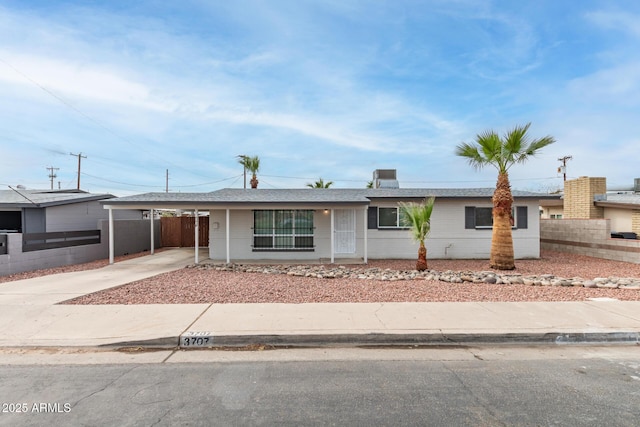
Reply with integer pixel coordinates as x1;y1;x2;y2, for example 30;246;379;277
108;207;114;264
194;209;199;264
149;208;155;255
226;208;230;264
330;208;335;264
363;207;368;263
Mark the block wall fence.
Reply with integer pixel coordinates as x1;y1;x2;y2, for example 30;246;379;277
541;219;640;264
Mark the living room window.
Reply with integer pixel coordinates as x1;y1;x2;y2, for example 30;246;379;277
253;210;314;250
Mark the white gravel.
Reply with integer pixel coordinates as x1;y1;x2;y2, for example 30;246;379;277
63;251;640;304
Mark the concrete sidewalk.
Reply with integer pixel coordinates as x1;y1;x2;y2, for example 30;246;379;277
0;249;639;348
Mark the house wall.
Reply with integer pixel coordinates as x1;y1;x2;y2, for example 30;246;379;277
541;206;563;219
367;199;541;259
604;207;633;233
207;199;542;262
0;219;160;276
541;219;639;263
209;208;368;262
46;201;142;232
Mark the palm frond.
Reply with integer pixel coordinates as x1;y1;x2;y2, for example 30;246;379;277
399;197;435;243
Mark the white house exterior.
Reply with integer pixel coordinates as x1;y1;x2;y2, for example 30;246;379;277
103;187;557;264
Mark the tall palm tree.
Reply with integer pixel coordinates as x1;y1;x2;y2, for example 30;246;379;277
455;123;555;270
306;177;333;188
399;197;435;271
237;155;260;188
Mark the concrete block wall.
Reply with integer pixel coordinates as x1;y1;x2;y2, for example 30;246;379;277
541;219;640;264
564;176;606;219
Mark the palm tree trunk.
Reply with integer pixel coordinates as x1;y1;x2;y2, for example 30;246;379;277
416;241;428;271
490;172;515;270
250;174;259;189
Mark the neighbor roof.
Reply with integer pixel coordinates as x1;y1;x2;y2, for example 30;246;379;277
0;189;115;208
103;187;558;208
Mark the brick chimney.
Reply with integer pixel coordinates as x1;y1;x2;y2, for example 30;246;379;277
564;176;606;219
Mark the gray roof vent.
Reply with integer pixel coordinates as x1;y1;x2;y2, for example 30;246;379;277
373;169;399;189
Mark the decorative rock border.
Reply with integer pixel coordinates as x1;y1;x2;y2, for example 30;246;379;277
190;263;640;290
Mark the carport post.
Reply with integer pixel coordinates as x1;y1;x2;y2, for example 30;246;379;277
108;207;114;264
226;208;230;264
194;209;199;264
363;207;368;263
150;208;155;255
330;208;335;264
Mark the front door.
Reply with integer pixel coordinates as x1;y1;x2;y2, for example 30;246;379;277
334;209;356;254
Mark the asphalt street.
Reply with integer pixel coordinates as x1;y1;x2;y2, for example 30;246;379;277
0;346;638;426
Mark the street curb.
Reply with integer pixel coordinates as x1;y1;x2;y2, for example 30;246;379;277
102;331;640;349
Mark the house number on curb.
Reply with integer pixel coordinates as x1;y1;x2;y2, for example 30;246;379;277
180;331;214;348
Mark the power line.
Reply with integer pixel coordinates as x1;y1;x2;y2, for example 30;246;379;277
80;172;243;189
0;56;217;181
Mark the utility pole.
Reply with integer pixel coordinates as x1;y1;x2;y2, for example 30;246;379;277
46;166;59;190
166;169;169;193
557;155;572;182
70;152;87;190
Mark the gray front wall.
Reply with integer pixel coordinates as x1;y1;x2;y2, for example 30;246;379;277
209;208;368;262
207;199;542;262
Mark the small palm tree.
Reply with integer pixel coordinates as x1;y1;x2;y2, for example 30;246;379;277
306;178;333;188
399;197;435;271
366;180;374;189
237;155;260;188
455;123;555;270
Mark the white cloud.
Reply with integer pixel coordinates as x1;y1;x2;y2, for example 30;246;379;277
585;10;640;38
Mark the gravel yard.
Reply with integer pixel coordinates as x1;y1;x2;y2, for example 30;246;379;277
64;251;640;304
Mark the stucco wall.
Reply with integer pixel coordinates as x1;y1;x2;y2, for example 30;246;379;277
604;207;633;233
541;219;640;264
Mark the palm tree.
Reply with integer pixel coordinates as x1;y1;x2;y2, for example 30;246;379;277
455;123;555;270
306;177;333;188
399;197;435;271
237;155;260;189
366;180;374;189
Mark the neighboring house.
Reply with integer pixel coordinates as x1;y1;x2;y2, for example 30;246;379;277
540;176;640;235
540;176;640;263
0;188;141;233
0;188;147;275
103;174;558;264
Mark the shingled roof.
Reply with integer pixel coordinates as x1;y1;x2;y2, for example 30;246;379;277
103;187;558;207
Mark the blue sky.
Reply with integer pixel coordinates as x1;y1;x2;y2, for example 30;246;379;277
1;0;639;195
